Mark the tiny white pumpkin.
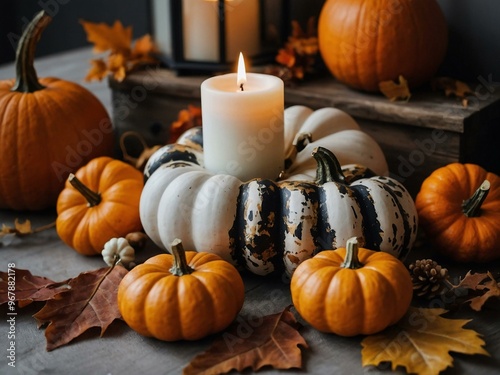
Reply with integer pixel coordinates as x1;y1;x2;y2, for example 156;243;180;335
101;238;135;268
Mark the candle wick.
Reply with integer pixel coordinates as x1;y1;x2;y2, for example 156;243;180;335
240;83;244;92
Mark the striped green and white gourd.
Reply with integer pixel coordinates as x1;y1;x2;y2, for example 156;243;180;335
140;106;418;275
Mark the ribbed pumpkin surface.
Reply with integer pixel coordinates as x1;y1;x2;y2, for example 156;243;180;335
318;0;448;91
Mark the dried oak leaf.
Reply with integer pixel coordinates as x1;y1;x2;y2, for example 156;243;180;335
0;268;69;308
452;271;490;290
33;265;128;351
379;75;411;102
464;272;500;311
183;306;308;375
361;307;489;375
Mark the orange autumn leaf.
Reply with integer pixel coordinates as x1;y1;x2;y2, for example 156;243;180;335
80;19;132;55
276;49;296;68
432;77;474;107
81;20;159;82
379;75;412;102
168;105;202;144
107;53;128;82
273;18;319;83
132;34;159;59
85;59;108;82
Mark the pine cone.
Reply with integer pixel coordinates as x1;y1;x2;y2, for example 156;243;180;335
408;259;450;299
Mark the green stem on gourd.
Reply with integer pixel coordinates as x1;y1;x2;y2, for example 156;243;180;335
312;146;346;184
11;10;51;93
68;173;102;207
340;237;364;269
169;238;194;276
462;180;490;218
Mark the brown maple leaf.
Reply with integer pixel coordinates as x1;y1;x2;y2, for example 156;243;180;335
465;272;500;311
379;75;411;102
452;271;490;290
362;307;489;375
0;268;69;308
183;306;308;375
33;265;128;351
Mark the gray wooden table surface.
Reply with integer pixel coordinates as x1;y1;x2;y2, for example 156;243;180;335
1;47;499;375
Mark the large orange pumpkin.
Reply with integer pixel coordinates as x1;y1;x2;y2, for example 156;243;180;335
0;11;114;210
318;0;448;92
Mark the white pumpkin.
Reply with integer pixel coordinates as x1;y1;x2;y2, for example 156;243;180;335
139;107;417;276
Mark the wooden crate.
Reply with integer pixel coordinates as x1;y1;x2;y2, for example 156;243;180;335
108;68;500;196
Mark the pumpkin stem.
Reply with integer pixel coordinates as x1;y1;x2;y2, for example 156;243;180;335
68;173;102;207
170;238;194;276
11;11;51;93
462;180;490;218
341;237;363;269
313;147;346;184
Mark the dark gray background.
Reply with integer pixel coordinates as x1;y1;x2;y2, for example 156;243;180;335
1;0;499;82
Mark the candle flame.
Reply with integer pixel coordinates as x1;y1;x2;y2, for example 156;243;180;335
237;52;246;91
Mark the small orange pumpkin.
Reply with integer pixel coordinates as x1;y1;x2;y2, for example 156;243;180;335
0;11;114;210
118;239;245;341
291;237;412;336
318;0;448;92
56;157;143;255
416;163;500;262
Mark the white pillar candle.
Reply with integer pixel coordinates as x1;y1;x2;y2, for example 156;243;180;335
201;53;284;181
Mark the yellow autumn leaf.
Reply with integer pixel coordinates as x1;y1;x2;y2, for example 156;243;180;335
14;219;32;235
361;307;489;375
379;75;411;102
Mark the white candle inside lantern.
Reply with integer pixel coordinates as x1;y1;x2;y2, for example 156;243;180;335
182;0;260;62
201;53;284;181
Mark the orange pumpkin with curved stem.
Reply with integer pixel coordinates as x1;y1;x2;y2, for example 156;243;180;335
291;237;412;336
0;11;114;210
118;239;245;341
416;163;500;262
56;157;143;255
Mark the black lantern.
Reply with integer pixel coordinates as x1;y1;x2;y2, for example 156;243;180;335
150;0;290;74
